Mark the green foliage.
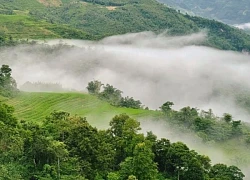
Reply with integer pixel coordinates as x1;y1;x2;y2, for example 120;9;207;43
0;0;249;51
209;164;245;180
0;65;18;97
87;81;142;109
99;84;123;106
119;142;158;180
160;101;174;114
0;103;18;127
159;101;248;143
87;80;103;95
107;172;120;180
223;113;232;123
185;15;250;51
120;96;142;109
0;96;246;180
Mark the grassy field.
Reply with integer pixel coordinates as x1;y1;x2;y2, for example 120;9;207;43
0;14;91;39
4;92;159;128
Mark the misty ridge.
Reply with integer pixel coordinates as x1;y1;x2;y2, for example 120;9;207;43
1;31;250;122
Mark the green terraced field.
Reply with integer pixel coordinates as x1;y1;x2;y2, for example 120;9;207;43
0;14;91;39
5;92;159;128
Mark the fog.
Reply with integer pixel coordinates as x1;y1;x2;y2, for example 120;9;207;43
1;31;250;121
236;23;250;30
1;31;250;178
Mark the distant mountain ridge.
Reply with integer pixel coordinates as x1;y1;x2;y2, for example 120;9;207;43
158;0;250;25
0;0;250;51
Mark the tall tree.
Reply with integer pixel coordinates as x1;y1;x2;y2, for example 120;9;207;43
119;142;158;180
0;65;18;97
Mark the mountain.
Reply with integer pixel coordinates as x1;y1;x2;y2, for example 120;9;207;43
0;0;249;51
158;0;250;25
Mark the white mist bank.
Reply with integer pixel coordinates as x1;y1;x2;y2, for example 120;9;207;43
235;23;250;30
1;32;250;121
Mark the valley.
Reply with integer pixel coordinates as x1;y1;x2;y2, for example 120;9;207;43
0;0;250;179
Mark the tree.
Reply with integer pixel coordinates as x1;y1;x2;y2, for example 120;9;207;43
86;80;102;94
120;96;142;109
109;114;143;167
99;84;122;106
223;113;233;123
209;164;245;180
0;103;18;127
167;142;208;180
177;107;198;128
119;142;158;180
231;120;242;136
127;175;137;180
66;116;100;179
43;111;71;141
107;172;120;180
0;65;18;97
154;138;171;173
160;101;174;114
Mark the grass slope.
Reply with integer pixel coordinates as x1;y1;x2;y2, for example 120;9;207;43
0;14;92;39
5;92;158;127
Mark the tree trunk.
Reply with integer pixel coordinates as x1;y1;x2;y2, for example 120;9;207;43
57;157;60;180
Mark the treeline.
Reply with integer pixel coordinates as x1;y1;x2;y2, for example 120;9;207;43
0;102;245;179
86;81;250;145
87;80;142;109
82;0;141;6
159;101;250;144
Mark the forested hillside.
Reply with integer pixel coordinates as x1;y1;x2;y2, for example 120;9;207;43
0;65;248;179
158;0;250;25
0;0;250;51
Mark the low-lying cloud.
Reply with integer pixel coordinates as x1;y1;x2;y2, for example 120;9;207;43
235;23;250;30
1;31;250;178
0;31;250;122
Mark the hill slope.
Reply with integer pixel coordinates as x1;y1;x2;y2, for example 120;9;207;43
5;92;158;127
0;14;92;40
0;0;250;51
158;0;250;25
2;91;250;173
